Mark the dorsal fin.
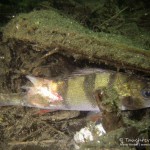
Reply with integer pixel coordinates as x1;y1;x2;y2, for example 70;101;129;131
62;68;105;80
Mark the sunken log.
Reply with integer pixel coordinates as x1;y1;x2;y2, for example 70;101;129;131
3;9;150;74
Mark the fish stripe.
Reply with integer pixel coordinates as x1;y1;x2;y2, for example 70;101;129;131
60;80;71;108
83;73;97;107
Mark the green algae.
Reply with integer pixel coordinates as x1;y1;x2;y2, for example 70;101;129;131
3;9;150;73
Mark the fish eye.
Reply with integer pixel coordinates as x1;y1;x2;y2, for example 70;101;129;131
141;88;150;99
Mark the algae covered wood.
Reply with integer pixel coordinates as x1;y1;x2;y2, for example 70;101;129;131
3;9;150;73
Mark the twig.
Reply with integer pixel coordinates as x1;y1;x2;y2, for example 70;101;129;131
8;139;64;146
41;47;59;59
27;47;59;72
100;7;128;27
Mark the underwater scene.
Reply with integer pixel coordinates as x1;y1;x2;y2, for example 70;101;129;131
0;0;150;149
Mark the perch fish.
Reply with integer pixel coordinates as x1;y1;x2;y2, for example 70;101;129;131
0;68;149;111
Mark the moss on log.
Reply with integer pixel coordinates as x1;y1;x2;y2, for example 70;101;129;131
3;9;150;73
